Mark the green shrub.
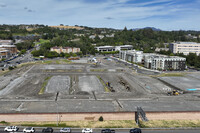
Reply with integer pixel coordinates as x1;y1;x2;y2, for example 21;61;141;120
99;116;104;121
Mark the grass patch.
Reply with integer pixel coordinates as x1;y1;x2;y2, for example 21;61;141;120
5;120;200;128
97;76;110;92
11;120;138;128
156;73;186;77
39;76;52;95
90;69;106;72
140;120;200;128
35;39;50;46
42;59;71;65
0;121;9;125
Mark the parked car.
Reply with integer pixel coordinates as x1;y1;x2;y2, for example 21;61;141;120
82;128;93;133
130;128;142;133
23;127;35;133
42;127;53;133
60;127;71;133
101;129;115;133
4;126;19;132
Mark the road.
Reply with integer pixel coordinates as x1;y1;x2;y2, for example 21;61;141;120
0;127;199;133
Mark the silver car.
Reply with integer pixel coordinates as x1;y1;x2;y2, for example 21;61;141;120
60;127;71;133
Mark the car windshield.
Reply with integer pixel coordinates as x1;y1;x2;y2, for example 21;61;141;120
26;127;32;130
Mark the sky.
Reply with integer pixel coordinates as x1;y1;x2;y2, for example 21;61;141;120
0;0;200;31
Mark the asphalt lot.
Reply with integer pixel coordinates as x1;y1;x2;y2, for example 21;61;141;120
0;56;199;113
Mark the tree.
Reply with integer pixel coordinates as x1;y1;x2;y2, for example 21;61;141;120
99;116;104;121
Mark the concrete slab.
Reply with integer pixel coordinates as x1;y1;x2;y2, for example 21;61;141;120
78;76;104;93
46;76;70;93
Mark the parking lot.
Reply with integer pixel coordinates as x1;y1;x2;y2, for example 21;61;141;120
0;57;199;113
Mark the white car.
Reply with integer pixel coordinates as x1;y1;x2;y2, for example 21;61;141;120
60;127;71;133
4;126;19;132
23;127;35;133
82;128;93;133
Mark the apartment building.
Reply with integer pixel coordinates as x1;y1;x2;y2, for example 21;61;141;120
119;50;143;63
119;50;186;71
50;47;80;54
0;49;10;59
0;45;17;56
169;42;200;55
144;55;186;71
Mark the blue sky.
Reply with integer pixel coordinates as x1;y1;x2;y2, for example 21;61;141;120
0;0;200;30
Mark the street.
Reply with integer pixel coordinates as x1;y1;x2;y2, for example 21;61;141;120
0;128;199;133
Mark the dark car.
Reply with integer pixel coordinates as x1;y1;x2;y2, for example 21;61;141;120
101;129;115;133
130;128;142;133
42;127;53;133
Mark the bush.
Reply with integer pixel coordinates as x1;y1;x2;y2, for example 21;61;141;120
99;116;104;121
8;66;14;70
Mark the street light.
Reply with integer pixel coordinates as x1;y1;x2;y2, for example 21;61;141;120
55;101;59;126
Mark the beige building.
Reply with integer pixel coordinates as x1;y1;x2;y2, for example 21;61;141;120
50;47;80;54
0;45;17;56
169;42;200;55
0;49;10;59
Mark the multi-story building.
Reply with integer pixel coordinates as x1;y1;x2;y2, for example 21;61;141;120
0;49;10;59
169;42;200;55
120;50;186;71
50;47;80;54
0;45;17;56
144;55;186;71
119;50;143;63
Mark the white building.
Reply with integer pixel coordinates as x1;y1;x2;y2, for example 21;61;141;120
119;50;186;71
119;50;143;63
95;45;133;52
115;45;133;51
144;54;186;70
95;46;115;52
0;40;13;45
169;42;200;55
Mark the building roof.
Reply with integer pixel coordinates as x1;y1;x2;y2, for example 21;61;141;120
0;45;16;48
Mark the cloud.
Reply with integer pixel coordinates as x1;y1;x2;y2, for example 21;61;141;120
0;0;199;30
105;17;114;20
27;9;34;12
0;3;6;7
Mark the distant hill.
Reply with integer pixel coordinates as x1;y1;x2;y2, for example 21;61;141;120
132;27;161;31
49;25;84;30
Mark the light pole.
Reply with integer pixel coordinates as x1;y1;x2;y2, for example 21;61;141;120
56;102;59;126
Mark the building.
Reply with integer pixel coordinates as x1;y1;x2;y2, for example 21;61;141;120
50;47;80;54
0;40;13;45
169;42;200;55
155;48;169;52
119;50;186;71
0;49;10;59
0;45;17;56
95;45;133;52
115;45;133;51
144;55;186;71
95;46;115;52
119;50;143;63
